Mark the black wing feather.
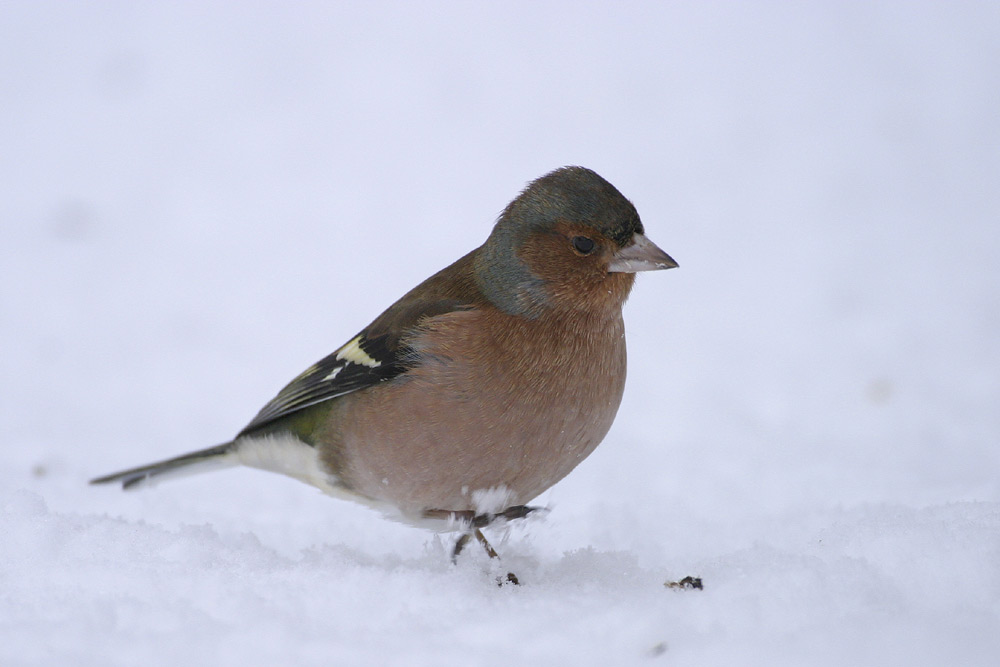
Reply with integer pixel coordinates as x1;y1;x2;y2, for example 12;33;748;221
237;332;406;436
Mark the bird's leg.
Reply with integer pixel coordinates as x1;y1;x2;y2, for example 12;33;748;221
473;528;500;559
451;532;472;563
439;505;546;584
471;519;519;585
475;530;519;586
450;527;519;585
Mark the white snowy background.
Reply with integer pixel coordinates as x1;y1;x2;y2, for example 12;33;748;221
2;2;999;665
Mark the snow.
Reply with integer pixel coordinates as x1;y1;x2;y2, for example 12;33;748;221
2;2;999;665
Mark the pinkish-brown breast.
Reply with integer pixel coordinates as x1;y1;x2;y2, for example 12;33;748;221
318;306;628;519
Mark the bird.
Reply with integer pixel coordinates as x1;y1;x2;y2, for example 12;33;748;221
91;166;678;582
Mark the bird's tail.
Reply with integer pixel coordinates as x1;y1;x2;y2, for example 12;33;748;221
89;442;238;490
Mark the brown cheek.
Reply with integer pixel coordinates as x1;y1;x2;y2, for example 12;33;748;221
518;231;634;310
518;232;592;282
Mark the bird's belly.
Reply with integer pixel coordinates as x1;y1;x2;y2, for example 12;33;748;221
327;353;625;519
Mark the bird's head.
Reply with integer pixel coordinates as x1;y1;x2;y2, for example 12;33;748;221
474;166;677;317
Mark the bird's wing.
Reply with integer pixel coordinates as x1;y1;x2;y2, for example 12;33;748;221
237;330;406;436
237;252;484;437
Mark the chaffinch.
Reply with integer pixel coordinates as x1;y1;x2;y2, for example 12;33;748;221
92;166;677;580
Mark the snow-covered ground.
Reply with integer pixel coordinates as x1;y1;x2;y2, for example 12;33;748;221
3;2;998;665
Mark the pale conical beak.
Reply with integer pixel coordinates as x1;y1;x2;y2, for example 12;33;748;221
608;233;678;273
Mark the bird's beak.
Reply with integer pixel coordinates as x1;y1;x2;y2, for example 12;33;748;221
608;233;678;273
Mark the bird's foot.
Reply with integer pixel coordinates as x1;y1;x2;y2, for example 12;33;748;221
441;506;543;585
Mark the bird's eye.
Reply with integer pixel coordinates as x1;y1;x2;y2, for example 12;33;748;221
572;236;596;255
